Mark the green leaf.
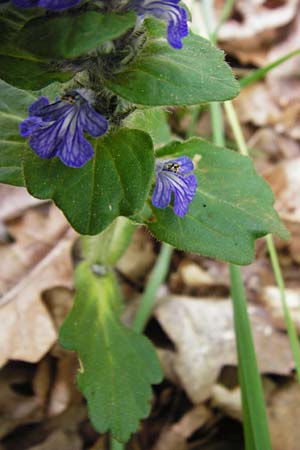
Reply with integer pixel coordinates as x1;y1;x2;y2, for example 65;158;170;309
0;6;72;90
23;128;154;234
0;80;37;186
18;11;136;59
125;108;172;147
105;19;239;106
0;55;72;91
148;139;289;265
59;263;162;442
0;6;41;56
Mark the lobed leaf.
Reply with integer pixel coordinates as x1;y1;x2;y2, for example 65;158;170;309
18;11;136;60
23;128;155;234
59;263;162;442
148;139;289;265
105;19;240;106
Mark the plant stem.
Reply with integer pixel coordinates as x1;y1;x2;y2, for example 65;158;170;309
111;437;124;450
266;234;300;381
133;243;173;333
223;101;248;156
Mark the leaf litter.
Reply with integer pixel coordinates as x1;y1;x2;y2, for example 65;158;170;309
1;1;300;448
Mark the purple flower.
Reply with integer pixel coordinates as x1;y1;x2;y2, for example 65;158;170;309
20;90;109;168
152;156;197;217
130;0;188;49
12;0;81;10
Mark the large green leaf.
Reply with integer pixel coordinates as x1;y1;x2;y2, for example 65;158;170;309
0;6;72;90
148;139;289;265
23;129;154;234
59;263;162;442
18;11;136;59
105;20;240;106
0;80;37;186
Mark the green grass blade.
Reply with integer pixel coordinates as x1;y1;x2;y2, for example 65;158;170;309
266;234;300;381
133;243;173;333
230;264;272;450
240;49;300;88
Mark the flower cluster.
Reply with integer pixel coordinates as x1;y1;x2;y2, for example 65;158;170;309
16;0;195;214
152;156;197;217
12;0;81;9
20;90;108;168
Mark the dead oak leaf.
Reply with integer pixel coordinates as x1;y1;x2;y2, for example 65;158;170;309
155;296;295;403
0;229;76;367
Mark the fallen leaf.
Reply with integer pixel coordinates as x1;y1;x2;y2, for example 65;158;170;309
264;158;300;223
211;385;242;421
0;204;77;367
155;296;295;403
117;227;156;282
151;405;211;450
0;185;45;223
0;363;44;439
262;286;300;333
218;0;299;65
267;381;300;450
28;430;82;450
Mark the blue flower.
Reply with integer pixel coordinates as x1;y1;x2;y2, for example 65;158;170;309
131;0;188;49
152;156;197;217
20;90;109;168
12;0;81;10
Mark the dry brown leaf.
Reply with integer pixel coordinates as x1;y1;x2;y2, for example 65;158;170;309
151;405;211;450
268;381;300;450
28;430;82;450
264;158;300;223
0;204;77;367
155;296;295;403
0;185;45;222
262;286;300;332
218;0;299;65
211;385;242;421
177;262;215;288
0;205;71;298
0;364;44;439
117;227;156;282
47;354;80;417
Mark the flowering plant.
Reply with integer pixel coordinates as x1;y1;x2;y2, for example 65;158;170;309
0;0;288;443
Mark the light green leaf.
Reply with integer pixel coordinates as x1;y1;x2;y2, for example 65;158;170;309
105;19;239;106
0;80;36;186
59;263;162;442
148;139;289;265
18;11;136;59
23;129;154;234
125;108;172;147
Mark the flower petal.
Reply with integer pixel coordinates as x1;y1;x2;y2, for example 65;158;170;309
79;103;109;137
172;174;197;217
28;97;49;116
152;173;172;209
56;128;94;168
39;0;81;10
20;116;43;138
